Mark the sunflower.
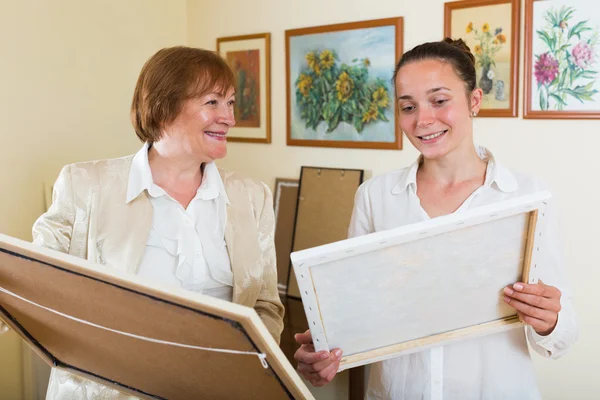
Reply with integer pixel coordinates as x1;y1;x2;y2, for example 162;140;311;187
362;105;378;123
497;33;506;44
305;52;317;68
474;45;483;55
335;72;354;103
305;52;321;75
466;22;473;33
372;87;389;108
319;50;335;70
482;23;490;33
297;74;313;97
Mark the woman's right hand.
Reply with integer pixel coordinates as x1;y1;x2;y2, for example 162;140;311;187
294;329;342;387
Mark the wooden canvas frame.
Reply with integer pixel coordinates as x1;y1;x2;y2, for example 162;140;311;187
444;0;521;117
286;167;364;299
217;33;272;142
524;0;600;119
286;18;403;150
291;192;550;371
0;235;313;399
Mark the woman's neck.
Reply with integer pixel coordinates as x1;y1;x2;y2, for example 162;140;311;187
147;141;204;189
418;143;486;186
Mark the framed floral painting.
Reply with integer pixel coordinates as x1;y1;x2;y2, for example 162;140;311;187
445;0;520;117
524;0;600;119
286;18;403;150
217;33;271;142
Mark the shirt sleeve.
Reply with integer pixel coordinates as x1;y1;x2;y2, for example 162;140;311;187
526;197;578;359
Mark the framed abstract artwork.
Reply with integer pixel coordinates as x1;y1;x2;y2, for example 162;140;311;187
445;0;521;117
217;33;271;142
286;18;403;150
524;0;600;119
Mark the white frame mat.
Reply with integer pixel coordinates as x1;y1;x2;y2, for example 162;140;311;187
291;192;550;371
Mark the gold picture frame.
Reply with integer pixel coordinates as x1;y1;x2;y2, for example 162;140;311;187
217;33;272;143
286;18;403;150
524;0;600;119
445;0;521;117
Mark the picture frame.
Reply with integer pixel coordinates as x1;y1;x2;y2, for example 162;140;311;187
217;33;271;142
291;192;550;371
0;234;313;399
444;0;521;117
285;18;403;150
273;178;299;294
286;167;364;300
524;0;600;119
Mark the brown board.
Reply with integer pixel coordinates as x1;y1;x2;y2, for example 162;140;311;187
0;234;314;400
274;178;299;293
286;167;363;299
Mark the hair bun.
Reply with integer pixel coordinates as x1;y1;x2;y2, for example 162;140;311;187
443;37;475;65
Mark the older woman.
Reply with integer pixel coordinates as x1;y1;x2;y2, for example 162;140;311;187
32;46;284;399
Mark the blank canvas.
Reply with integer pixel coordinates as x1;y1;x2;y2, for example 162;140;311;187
291;192;550;371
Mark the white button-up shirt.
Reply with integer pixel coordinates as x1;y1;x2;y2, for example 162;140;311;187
126;143;233;301
349;147;578;400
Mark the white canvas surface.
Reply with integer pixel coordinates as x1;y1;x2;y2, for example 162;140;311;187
291;192;550;368
311;213;527;356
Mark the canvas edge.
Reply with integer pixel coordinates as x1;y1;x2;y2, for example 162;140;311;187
290;191;551;369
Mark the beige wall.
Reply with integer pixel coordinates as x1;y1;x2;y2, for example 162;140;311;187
188;0;599;398
0;0;597;398
0;329;23;400
0;1;187;397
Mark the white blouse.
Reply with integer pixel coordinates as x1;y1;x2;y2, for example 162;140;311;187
126;143;233;301
349;147;578;400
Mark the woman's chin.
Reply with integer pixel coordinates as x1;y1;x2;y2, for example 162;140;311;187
208;147;227;161
420;146;449;161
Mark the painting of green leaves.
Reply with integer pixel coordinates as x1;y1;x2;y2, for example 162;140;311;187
526;0;600;118
286;18;402;149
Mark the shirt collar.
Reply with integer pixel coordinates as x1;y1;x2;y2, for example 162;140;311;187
199;162;230;204
391;146;518;195
126;142;154;203
126;142;230;205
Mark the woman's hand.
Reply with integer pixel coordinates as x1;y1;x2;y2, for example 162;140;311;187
503;280;561;336
294;329;342;387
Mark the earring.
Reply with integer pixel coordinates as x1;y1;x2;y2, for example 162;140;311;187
472;111;477;117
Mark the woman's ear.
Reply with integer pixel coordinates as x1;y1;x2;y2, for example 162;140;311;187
470;88;484;116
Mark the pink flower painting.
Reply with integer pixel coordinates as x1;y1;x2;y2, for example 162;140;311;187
534;6;599;111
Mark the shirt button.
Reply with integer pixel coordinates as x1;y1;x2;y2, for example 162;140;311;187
195;251;202;258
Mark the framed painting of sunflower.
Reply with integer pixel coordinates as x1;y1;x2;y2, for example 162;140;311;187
445;0;520;117
524;0;600;119
285;18;403;150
